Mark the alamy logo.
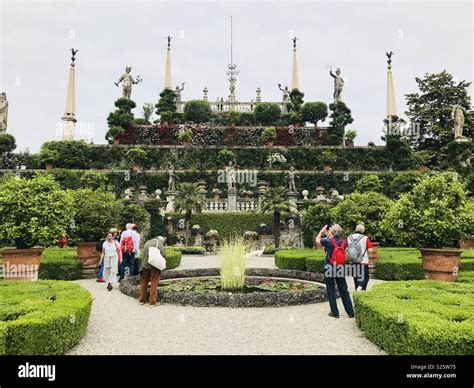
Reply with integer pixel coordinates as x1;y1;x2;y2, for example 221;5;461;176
18;362;56;382
3;263;39;280
217;169;258;187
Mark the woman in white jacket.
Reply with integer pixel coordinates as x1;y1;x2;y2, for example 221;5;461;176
100;232;123;291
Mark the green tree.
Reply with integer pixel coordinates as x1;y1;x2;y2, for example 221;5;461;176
382;115;415;170
382;175;469;248
288;89;305;112
260;186;292;248
119;201;151;237
107;98;136;129
80;170;109;191
328;101;353;145
155;88;177;115
301;203;332;247
0;134;16;154
174;182;206;245
142;102;155;123
331;191;394;242
254;103;281;125
405;71;472;152
388;172;422;199
355;174;383;193
184;100;212;123
38;140;91;168
0;174;74;248
301;102;328;127
69;189;122;243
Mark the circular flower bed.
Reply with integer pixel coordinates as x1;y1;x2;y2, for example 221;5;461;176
120;268;327;307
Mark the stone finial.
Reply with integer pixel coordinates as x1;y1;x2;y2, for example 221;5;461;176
302;190;309;200
155;189;162;200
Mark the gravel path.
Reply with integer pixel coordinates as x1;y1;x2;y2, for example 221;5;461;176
68;255;386;355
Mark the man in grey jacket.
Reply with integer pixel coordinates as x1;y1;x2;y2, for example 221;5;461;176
138;236;166;306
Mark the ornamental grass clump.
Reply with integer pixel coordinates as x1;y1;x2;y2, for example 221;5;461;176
220;239;246;291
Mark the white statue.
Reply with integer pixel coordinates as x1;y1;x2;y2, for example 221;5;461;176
278;84;289;103
330;68;344;102
288;167;297;192
175;83;185;104
168;166;177;191
451;102;468;141
229;76;237;97
0;92;8;134
124;188;133;200
115;66;140;99
225;161;236;190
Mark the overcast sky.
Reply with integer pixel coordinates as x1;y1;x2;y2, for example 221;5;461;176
1;0;472;152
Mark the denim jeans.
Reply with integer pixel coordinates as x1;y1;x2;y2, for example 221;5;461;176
119;251;136;280
97;261;104;279
324;271;355;317
353;264;370;290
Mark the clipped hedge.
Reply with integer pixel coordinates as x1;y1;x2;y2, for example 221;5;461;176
305;254;326;273
458;271;474;284
39;248;81;281
354;281;474;355
274;249;319;271
169;246;205;255
164;249;182;269
172;212;273;241
376;248;474;281
0;280;93;355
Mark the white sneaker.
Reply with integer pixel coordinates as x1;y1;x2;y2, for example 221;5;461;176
356;286;363;292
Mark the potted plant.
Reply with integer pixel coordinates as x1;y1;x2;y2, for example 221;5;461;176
38;148;60;171
382;175;469;282
105;126;125;145
414;150;432;172
70;189;122;276
206;230;219;243
320;150;336;172
191;224;201;236
344;129;357;147
211;188;222;201
0;175;74;280
244;231;258;241
177;127;193;146
262;126;277;146
125;147;148;172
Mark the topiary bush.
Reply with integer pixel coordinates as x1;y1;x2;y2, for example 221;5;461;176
165;249;182;269
355;174;383;193
38;140;92;169
0;280;93;355
274;249;316;271
305;254;325;273
254;103;281;125
169;246;205;255
39;248;82;280
184;100;212;123
0;174;74;248
354;280;474;355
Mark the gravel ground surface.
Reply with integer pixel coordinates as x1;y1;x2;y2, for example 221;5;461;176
68;254;386;355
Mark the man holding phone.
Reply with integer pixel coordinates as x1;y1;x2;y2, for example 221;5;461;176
316;224;355;319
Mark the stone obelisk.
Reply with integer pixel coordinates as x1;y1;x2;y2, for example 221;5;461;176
291;37;300;90
164;36;172;90
62;49;78;140
386;51;397;117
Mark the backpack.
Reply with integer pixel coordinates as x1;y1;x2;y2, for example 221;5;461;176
121;235;134;253
330;238;346;265
347;234;365;263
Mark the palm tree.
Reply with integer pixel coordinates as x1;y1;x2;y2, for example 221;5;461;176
260;186;292;248
174;182;206;246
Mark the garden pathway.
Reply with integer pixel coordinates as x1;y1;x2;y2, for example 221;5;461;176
68;255;386;355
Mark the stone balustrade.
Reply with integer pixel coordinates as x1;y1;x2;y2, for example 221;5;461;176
176;101;287;114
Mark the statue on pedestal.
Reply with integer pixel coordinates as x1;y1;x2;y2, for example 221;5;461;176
0;92;8;134
451;102;468;141
288;166;297;192
115;66;141;99
329;68;344;102
278;84;289;103
225;161;236;190
168;166;177;191
229;76;237;102
175;82;185;105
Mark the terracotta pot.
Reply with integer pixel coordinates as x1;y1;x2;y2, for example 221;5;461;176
113;138;120;145
76;242;100;267
368;242;379;278
419;248;462;282
323;165;331;172
346;139;354;147
132;163;140;172
418;165;428;173
1;248;43;280
460;239;474;249
45;163;53;171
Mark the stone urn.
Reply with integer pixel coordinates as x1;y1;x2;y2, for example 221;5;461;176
323;164;331;172
1;248;43;280
132;163;140;172
212;190;221;201
419;248;462;282
368;242;380;278
76;242;101;279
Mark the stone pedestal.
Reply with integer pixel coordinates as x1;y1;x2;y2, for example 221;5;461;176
165;190;176;213
287;191;298;206
227;188;237;211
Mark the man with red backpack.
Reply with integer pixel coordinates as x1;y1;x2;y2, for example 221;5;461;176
119;223;136;281
316;224;355;319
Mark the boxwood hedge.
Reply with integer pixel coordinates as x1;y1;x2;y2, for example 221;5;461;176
136;249;182;270
274;249;324;271
354;281;474;355
39;248;81;281
0;280;93;355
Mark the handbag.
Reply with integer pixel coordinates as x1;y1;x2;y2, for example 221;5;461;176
148;240;166;270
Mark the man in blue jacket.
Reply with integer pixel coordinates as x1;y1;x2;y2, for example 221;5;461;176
316;224;355;319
